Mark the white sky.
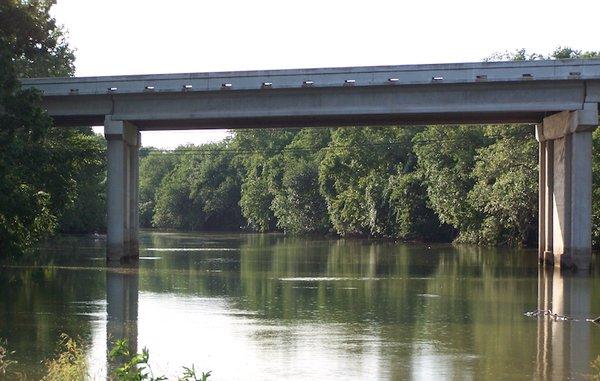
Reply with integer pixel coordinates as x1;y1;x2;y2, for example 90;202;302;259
51;0;600;149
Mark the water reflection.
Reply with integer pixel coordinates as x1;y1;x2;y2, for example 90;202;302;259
106;263;139;374
2;233;599;380
536;268;592;380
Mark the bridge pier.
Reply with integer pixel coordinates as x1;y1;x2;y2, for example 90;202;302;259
104;116;140;262
536;103;598;270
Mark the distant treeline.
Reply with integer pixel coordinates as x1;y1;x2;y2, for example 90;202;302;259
139;124;600;247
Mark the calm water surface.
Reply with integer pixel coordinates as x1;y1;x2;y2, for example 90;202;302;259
1;231;599;380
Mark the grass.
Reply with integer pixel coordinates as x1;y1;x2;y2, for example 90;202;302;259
0;336;210;381
42;334;88;381
0;339;17;376
591;355;600;381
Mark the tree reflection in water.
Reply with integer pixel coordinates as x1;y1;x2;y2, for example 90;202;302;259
2;233;600;379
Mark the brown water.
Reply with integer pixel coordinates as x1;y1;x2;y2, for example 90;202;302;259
1;231;599;380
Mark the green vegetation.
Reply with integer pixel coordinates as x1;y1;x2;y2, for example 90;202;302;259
0;0;106;257
0;339;16;377
109;339;211;381
151;143;241;231
139;119;598;247
592;354;600;381
109;339;165;381
0;336;211;381
42;334;87;381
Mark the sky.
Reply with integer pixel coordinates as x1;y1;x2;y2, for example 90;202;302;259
51;0;600;149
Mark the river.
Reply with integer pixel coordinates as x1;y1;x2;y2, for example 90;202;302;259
1;231;599;380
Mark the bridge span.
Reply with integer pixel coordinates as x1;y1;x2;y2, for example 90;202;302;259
22;59;600;269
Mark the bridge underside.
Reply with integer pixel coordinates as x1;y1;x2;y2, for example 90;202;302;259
54;111;552;130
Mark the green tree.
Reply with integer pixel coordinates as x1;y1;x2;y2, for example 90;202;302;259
550;46;600;59
232;128;298;231
56;129;107;233
386;171;451;241
0;0;77;254
319;127;417;236
188;142;241;230
152;157;200;230
272;129;331;234
152;143;242;230
139;149;178;228
413;125;489;242
0;0;108;254
3;0;75;78
468;125;538;245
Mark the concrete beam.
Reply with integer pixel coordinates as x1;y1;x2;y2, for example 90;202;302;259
539;103;598;141
20;59;600;96
587;81;600;103
19;59;600;129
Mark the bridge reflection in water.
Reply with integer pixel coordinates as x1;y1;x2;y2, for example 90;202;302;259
102;258;596;379
537;268;593;379
106;263;139;375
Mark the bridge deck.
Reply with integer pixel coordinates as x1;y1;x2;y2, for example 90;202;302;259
21;59;600;129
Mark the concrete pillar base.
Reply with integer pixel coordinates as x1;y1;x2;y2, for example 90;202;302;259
558;249;593;272
541;251;554;266
107;242;140;263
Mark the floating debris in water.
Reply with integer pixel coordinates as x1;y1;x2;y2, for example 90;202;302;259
523;309;594;322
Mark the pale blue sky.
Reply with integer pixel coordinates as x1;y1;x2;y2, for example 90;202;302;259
52;0;600;148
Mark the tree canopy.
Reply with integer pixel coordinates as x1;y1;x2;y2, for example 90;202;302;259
0;0;106;256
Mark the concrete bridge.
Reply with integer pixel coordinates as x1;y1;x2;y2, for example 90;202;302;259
21;59;600;269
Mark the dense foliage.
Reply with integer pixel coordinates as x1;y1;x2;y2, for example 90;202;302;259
0;0;106;256
140;113;600;248
152;142;242;231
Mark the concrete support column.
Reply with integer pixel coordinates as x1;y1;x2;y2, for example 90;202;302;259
104;116;140;262
129;132;141;252
537;103;598;270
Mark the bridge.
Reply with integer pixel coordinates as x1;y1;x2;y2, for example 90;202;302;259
21;59;600;269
